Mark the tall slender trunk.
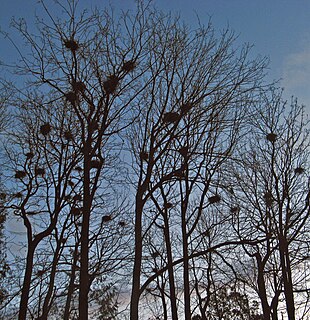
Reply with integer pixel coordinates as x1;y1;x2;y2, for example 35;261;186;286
40;242;62;320
163;212;178;320
79;145;92;319
64;241;79;320
279;236;295;320
181;204;190;320
256;254;271;320
18;243;35;320
130;196;143;319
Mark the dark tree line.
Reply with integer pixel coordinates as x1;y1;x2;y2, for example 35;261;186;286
0;1;309;319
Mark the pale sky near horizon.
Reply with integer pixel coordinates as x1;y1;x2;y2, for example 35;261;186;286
1;0;310;111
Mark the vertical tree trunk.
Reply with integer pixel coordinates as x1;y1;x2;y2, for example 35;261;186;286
181;204;191;320
279;236;295;320
79;144;92;319
64;241;79;320
163;212;178;320
130;196;143;320
256;254;271;320
18;243;35;320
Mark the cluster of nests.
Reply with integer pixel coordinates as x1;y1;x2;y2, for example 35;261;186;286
161;102;193;125
39;122;76;143
15;166;45;180
63;37;136;97
69;206;126;227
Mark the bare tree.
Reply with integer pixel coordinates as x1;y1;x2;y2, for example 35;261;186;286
0;0;154;318
226;88;310;320
126;9;268;319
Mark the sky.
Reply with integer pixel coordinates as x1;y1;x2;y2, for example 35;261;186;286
1;0;310;111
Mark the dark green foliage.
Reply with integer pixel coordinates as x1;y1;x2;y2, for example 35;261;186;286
205;287;264;320
90;283;118;320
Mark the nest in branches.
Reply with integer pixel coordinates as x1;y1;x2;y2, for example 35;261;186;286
295;167;304;175
15;170;26;179
122;60;136;72
164;202;173;209
40;123;51;136
118;221;126;227
264;192;273;207
230;206;239;214
72;81;86;92
139;151;149;162
102;215;112;222
65;91;77;104
178;146;188;158
174;169;186;179
14;192;23;198
64;195;72;201
0;193;6;200
68;180;75;187
35;167;45;176
70;207;82;216
90;121;99;132
64;130;74;141
73;194;82;202
64;39;79;51
208;194;221;204
0;215;5;224
25;152;34;159
103;75;120;94
163;112;180;124
180;102;192;114
90;159;101;169
26;211;37;215
151;251;160;258
266;133;277;142
74;166;83;172
36;269;46;277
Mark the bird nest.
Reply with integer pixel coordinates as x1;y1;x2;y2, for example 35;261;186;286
139;151;149;162
72;81;86;92
15;170;26;179
266;133;277;142
64;39;79;51
163;112;180;124
122;60;136;72
102;215;112;222
180;102;192;114
40;123;51;136
103;75;120;94
34;167;45;176
208;194;221;204
65;91;77;104
295;167;304;174
64;130;74;141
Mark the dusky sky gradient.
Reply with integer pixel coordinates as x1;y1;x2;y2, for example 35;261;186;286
1;0;310;112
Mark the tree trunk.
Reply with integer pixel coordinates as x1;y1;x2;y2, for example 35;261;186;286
279;236;295;320
79;147;92;319
64;241;79;320
256;254;271;320
130;196;143;319
163;211;178;320
18;243;35;320
181;207;191;320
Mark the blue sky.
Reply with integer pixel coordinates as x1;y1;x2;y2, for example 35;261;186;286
1;0;310;111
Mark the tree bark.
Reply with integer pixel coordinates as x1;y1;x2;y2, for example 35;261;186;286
130;196;143;320
18;243;35;320
79;144;92;319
